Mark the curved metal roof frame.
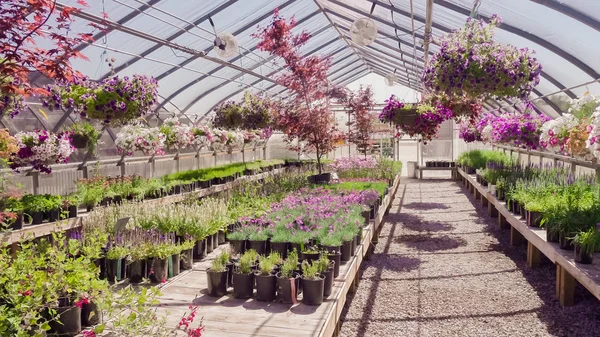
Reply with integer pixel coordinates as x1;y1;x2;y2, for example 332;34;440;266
40;0;600;124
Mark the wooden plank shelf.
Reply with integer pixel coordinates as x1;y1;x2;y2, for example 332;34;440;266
1;168;285;246
457;167;600;306
153;174;402;337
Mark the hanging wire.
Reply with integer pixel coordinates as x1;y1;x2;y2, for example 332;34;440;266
93;0;108;79
388;0;413;87
470;0;482;18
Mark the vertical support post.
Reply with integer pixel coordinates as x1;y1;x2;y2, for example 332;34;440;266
527;152;531;166
263;146;267;160
242;148;245;163
31;171;40;195
176;150;181;172
82;165;89;179
499;214;509;229
553;157;558;168
213;151;217;167
527;242;541;268
149;156;156;178
539;154;543;167
556;264;575;306
120;160;126;177
488;200;498;218
196;150;201;170
596;168;600;182
510;226;525;247
571;162;577;174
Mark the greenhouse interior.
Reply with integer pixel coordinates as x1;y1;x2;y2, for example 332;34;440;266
1;0;600;336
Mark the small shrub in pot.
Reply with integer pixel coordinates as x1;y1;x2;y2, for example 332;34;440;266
315;253;334;298
233;253;255;299
206;257;228;297
572;226;600;264
301;261;324;306
276;258;299;304
255;257;276;302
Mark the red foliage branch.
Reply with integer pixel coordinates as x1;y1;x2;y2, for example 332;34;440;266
0;0;95;117
332;85;376;156
253;9;342;173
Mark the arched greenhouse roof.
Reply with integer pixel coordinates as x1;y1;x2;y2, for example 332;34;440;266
34;0;600;123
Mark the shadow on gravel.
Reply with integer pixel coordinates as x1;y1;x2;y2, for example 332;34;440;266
403;202;450;210
456;180;600;337
394;213;454;233
395;234;468;252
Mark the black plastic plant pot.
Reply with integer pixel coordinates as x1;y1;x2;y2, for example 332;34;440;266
180;248;194;270
226;262;234;288
497;190;505;201
194;240;207;260
199;180;211;189
369;205;375;219
68;205;78;218
113;195;123;205
128;260;145;283
327;252;341;278
308;173;332;184
233;272;254;299
270;241;288;259
172;254;181;277
30;211;43;225
361;210;370;226
218;231;226;245
519;205;526;219
322;267;334;298
48;208;60;222
245;169;256;176
290;243;304;259
106;258;123;282
212;177;225;185
303;252;320;263
212;233;219;249
248;240;267;255
574;245;594;264
340;240;352;262
255;273;276;302
81;301;102;327
150;258;168;284
301;276;324;306
206;269;228;297
49;305;81;336
229;239;246;255
276;273;299;304
546;230;559;243
528;211;542;227
94;257;106;280
11;213;24;230
559;232;575;250
322;245;340;254
174;185;182;194
206;236;214;254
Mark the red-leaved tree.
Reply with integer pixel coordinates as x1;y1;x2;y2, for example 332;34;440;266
0;0;95;117
253;9;342;174
332;85;376;156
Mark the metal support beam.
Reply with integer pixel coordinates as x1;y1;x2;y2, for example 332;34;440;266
423;0;435;65
530;0;600;32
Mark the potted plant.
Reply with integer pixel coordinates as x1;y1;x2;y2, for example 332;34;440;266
115;123;166;157
276;258;299;304
21;194;48;225
247;228;268;256
302;246;320;263
65;121;102;152
300;260;324;306
315;253;334;298
106;245;128;283
191;124;213;151
63;194;80;218
269;230;289;259
254;257;276;302
206;258;228;297
179;239;195;271
572;226;599;264
340;231;355;263
159;117;193;151
227;230;247;255
128;245;148;284
233;252;255;299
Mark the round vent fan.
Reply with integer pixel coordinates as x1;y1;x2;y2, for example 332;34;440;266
384;73;397;86
214;32;238;58
350;17;377;46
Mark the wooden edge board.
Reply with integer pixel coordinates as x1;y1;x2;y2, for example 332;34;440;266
456;167;600;301
416;167;457;171
317;174;401;337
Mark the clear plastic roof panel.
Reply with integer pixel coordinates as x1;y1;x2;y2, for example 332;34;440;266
22;0;600;124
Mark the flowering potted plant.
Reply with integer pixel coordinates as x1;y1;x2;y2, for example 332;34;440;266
44;73;159;126
10;130;74;173
65;121;102;153
425;92;483;123
159;117;192;151
458;120;482;143
379;95;452;142
225;130;244;153
491;112;550;150
572;225;600;264
423;15;541;100
190;124;212;150
540;114;578;154
115;124;166;156
210;129;228;152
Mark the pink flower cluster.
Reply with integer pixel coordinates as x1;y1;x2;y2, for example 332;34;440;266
330;156;377;171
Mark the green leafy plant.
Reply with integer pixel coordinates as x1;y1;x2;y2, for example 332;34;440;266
301;260;321;280
572;226;600;255
237;254;254;274
65;121;102;153
210;258;226;273
315;253;330;273
267;251;283;266
257;256;274;276
280;259;296;278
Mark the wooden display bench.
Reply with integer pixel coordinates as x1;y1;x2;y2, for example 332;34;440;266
457;167;600;306
153;174;402;337
416;165;457;180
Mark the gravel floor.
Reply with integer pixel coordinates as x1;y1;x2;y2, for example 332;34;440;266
339;179;600;337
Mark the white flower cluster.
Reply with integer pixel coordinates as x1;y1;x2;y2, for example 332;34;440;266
539;114;578;154
226;130;245;150
12;131;74;169
161;117;192;150
586;107;600;160
481;124;494;143
568;95;600;116
115;124;166;156
190;124;213;150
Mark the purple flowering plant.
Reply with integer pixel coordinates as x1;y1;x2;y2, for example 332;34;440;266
10;129;74;173
43;74;159;126
490;111;550;150
422;15;541;100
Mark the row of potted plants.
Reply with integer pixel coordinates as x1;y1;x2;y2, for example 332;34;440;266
463;150;600;264
425;161;456;168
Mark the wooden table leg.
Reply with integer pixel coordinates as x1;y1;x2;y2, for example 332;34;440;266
498;214;509;229
527;242;541;268
488;201;498;218
556;264;575;306
481;193;487;207
510;226;525;246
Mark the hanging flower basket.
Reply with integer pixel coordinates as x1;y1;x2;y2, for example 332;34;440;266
159;117;193;151
213;101;244;130
491;112;550;150
115;124;165;156
191;124;213;151
540;114;579;154
43;75;159;126
380;95;452;142
422;15;541;100
10;130;74;173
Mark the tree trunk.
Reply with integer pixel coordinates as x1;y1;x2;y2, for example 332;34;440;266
316;147;322;174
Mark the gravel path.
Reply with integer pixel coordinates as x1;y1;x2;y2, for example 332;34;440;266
340;179;600;337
